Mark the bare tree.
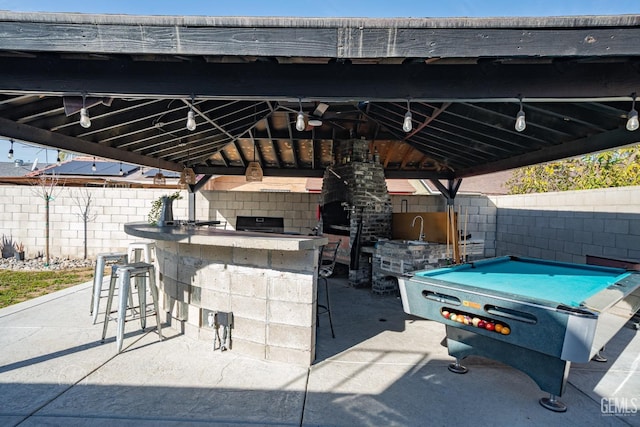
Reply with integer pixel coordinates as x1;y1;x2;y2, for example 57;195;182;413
30;174;64;266
72;189;98;259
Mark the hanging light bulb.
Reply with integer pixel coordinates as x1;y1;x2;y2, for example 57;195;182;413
186;95;197;131
7;139;14;160
79;93;91;128
295;98;306;131
296;112;305;131
186;110;196;131
92;157;97;172
403;111;413;132
56;150;61;166
79;107;91;128
515;97;526;132
402;100;412;132
119;162;124;176
626;93;639;131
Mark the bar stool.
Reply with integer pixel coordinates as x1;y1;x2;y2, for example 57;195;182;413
91;252;128;324
101;262;163;353
128;241;155;263
317;239;341;338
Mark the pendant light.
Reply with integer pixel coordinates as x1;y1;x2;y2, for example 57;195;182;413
403;100;412;133
626;93;639;131
186;96;197;131
80;93;91;129
515;97;526;132
179;146;196;186
153;158;166;185
7;139;14;159
295;98;305;131
245;142;263;182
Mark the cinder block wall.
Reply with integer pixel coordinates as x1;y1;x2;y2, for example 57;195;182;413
201;190;321;234
0;186;198;259
1;184;638;263
490;186;640;263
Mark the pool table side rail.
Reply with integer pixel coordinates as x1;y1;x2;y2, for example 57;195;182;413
397;276;592;360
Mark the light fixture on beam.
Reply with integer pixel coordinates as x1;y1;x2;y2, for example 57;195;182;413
56;150;61;166
626;93;639;131
186;96;197;131
91;157;97;172
80;93;91;129
7;139;13;160
245;143;263;182
179;146;196;187
119;162;124;176
515;96;526;132
295;98;306;132
179;167;196;186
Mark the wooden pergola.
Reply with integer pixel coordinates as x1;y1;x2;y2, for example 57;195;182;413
0;12;638;198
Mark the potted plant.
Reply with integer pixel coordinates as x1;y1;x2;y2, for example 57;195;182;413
14;242;25;261
148;191;182;225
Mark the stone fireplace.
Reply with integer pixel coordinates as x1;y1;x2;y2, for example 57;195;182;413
320;139;392;287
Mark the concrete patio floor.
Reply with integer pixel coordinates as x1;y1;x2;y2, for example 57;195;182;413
0;276;638;426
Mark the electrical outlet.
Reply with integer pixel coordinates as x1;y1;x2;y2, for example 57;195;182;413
201;308;216;328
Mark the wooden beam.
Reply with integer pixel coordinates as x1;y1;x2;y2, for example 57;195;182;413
0;56;638;101
0;117;182;171
1;16;639;58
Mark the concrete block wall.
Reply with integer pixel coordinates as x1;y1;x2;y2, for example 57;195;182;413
490;186;640;263
1;183;637;264
200;190;320;234
0;186;200;259
155;239;319;365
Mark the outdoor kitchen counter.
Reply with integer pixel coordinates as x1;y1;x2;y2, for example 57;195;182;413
124;222;326;251
124;222;328;366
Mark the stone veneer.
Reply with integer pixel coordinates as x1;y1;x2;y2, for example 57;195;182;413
321;139;393;286
154;238;321;366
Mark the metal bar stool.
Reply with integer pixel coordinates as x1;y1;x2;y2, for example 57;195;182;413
317;239;341;338
91;252;128;324
128;241;155;263
101;262;163;353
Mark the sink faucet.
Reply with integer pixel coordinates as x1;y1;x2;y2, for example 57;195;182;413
411;215;425;241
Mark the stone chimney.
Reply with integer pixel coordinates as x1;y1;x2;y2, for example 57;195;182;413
320;139;392;287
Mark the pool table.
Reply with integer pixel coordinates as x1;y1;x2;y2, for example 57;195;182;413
397;255;640;412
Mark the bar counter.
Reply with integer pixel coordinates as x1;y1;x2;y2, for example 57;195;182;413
125;222;328;365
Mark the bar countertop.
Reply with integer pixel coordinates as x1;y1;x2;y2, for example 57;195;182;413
124;222;327;251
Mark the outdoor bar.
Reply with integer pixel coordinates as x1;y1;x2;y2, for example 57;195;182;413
124;222;327;365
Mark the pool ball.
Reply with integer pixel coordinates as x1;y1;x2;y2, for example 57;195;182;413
485;322;495;331
442;310;450;319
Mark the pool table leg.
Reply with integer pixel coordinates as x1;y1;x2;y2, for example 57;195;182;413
447;359;468;374
591;347;608;363
540;394;567;412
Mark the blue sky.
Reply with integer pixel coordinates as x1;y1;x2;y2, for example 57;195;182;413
1;0;638;162
1;0;639;18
